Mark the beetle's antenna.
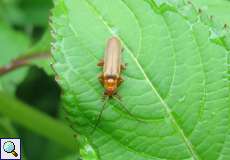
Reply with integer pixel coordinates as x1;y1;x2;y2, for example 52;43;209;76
112;96;144;123
91;96;109;134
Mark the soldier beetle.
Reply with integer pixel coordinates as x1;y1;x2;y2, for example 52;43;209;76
97;36;125;97
92;37;141;132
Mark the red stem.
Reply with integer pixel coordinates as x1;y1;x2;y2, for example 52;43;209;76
0;53;51;76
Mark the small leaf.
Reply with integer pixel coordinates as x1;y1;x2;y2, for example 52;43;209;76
52;0;230;159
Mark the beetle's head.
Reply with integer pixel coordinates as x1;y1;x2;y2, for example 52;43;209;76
104;76;118;96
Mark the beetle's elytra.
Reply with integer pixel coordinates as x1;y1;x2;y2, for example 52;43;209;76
97;36;125;97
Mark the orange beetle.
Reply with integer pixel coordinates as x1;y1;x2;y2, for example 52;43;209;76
92;38;142;132
97;37;125;97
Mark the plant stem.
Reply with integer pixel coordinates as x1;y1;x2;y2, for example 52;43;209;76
0;92;79;152
0;53;51;76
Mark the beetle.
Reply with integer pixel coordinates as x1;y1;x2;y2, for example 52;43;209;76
97;36;125;98
92;37;143;133
91;37;126;132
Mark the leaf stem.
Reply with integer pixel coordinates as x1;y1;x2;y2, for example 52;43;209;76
0;53;51;76
0;92;79;152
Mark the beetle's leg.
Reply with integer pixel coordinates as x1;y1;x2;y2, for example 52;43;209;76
91;95;109;134
117;77;124;86
101;91;108;101
101;94;106;101
98;74;104;85
113;92;122;100
97;59;104;67
121;63;128;71
121;64;125;70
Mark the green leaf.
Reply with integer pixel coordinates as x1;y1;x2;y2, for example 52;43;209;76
0;21;30;93
0;117;18;137
15;67;67;160
52;0;230;159
79;136;99;160
58;154;81;160
27;30;51;54
0;117;28;159
0;0;25;26
0;0;53;27
0;92;78;152
26;30;54;75
191;0;230;24
19;0;53;27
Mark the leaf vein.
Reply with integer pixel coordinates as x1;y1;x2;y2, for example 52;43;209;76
84;0;200;159
120;0;142;59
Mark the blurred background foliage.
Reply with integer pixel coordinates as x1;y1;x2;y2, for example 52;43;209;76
0;0;79;159
0;0;229;160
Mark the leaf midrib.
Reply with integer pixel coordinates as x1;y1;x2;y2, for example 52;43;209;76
83;0;199;159
60;35;161;159
65;22;161;159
